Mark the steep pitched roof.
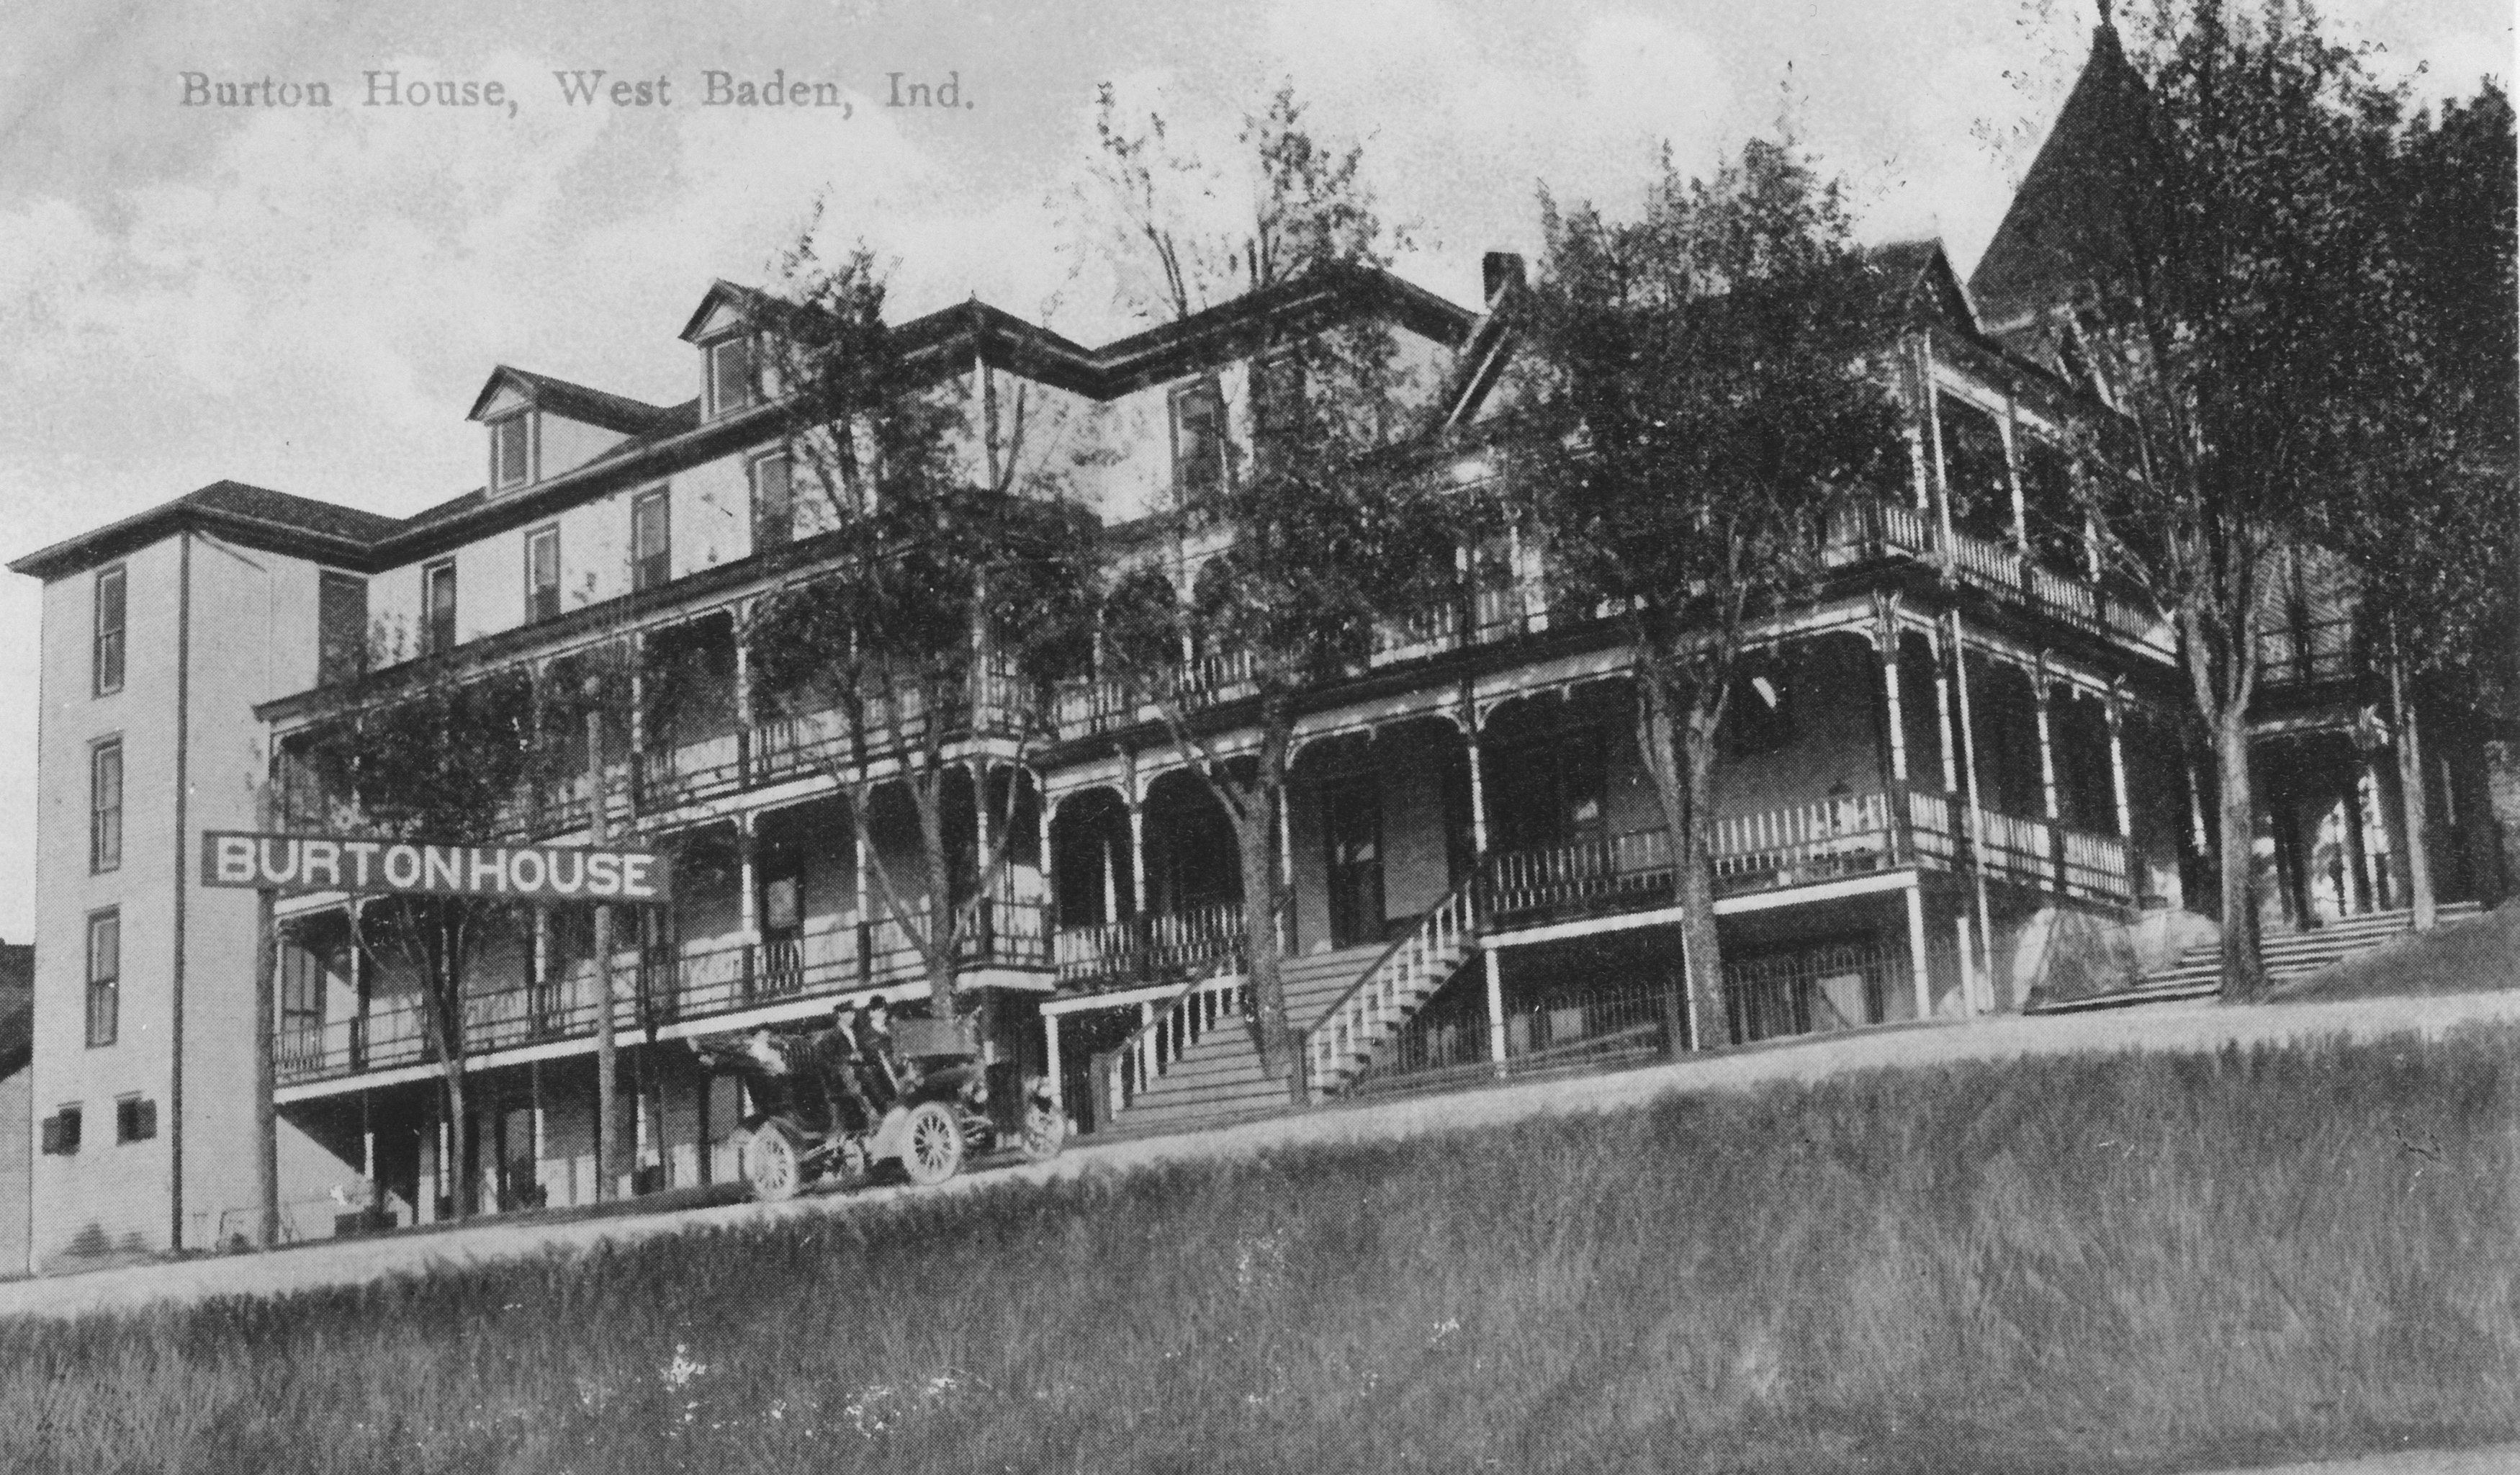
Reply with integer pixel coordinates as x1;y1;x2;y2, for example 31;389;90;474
1969;19;2157;333
464;367;680;436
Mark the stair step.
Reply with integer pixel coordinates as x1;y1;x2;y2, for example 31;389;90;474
2040;902;2486;1013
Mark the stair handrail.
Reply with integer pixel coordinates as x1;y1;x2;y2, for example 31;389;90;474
1301;874;1481;1099
1089;892;1293;1125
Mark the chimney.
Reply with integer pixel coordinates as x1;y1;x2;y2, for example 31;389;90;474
1482;251;1526;307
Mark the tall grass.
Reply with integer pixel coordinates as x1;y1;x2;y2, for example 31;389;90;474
5;1027;2516;1474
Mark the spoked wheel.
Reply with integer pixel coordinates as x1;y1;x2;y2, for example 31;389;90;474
745;1123;805;1203
1017;1102;1066;1162
900;1101;966;1187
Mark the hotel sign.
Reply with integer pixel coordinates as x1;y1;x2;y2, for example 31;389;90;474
201;831;672;902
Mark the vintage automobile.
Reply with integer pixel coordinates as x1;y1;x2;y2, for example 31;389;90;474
690;1013;1065;1201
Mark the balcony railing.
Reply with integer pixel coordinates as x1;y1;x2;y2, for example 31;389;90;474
1480;788;2131;926
280;658;1045;840
1051;500;2176;742
273;897;1051;1088
1054;897;1259;990
2256;617;2362;689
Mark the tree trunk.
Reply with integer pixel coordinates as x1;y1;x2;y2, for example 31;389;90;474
1238;808;1298;1101
2390;653;2436;931
1637;663;1731;1052
2213;705;2267;1000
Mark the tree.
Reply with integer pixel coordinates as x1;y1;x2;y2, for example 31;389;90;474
1081;83;1445;1096
2044;2;2411;997
2313;82;2519;907
291;669;541;1219
1508;138;1907;1049
748;242;1098;1027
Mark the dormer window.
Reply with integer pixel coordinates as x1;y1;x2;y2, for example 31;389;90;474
706;336;756;419
490;413;536;491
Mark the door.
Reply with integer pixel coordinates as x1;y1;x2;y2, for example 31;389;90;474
1323;773;1385;948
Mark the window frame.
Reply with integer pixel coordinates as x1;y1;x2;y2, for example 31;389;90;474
750;451;793;552
524;524;562;624
1169;376;1228;507
631;488;672;593
422;559;459;655
85;908;120;1049
89;737;122;875
42;1105;81;1157
489;412;537;492
706;336;755;419
114;1095;156;1145
92;563;127;698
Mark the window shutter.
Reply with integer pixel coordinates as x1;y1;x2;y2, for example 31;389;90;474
39;1114;60;1156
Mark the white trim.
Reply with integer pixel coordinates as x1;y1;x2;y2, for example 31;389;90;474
1040;977;1225;1017
1485;870;1921;950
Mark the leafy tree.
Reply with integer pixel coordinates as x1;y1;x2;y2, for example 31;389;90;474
1081;82;1446;1095
747;242;1098;1026
1508;138;1906;1049
291;668;540;1219
2312;81;2519;905
2043;2;2411;996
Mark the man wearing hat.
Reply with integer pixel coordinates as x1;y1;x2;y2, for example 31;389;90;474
806;1000;872;1133
846;995;900;1113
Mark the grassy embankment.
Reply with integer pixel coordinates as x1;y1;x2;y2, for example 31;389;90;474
5;1027;2517;1474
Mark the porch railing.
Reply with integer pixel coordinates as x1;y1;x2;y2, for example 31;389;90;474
1481;786;2130;925
1055;897;1252;989
272;898;1053;1089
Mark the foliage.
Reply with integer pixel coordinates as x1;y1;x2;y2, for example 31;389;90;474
2311;81;2519;712
2048;2;2417;994
7;1027;2519;1472
1081;82;1444;1085
1511;137;1907;1045
291;670;543;1219
748;240;1099;1018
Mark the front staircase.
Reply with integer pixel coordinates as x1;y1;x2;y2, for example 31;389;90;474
2036;902;2484;1013
1093;943;1389;1137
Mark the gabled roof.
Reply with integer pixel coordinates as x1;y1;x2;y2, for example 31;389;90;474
465;366;680;436
678;279;772;344
7;481;402;581
1969;19;2156;333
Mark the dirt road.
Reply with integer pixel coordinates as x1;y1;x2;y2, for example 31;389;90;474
3;984;2514;1324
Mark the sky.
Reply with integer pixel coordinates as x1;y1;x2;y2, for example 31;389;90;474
0;0;2507;941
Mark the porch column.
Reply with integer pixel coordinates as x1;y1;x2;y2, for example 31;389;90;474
1033;773;1053;907
1904;884;1932;1020
529;1059;546;1204
360;1091;377;1216
853;797;873;976
1485;951;1508;1070
737;812;759;941
2033;668;2060;822
1043;1013;1064;1111
1879;620;1909;784
2002;405;2029;554
1947;613;1993;1016
1127;786;1148;919
733;617;753;784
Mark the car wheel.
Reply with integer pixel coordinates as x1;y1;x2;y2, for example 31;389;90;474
745;1122;804;1202
900;1101;965;1187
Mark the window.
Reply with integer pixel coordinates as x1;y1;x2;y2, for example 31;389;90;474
89;739;122;874
490;413;535;490
85;910;119;1049
281;943;324;1033
707;336;755;418
751;452;793;551
526;525;562;623
115;1095;156;1144
631;489;672;592
40;1106;81;1157
423;560;458;655
93;565;127;696
1170;377;1227;506
318;571;368;686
